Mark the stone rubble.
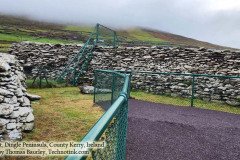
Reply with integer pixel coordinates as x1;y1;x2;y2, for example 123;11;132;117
0;53;35;140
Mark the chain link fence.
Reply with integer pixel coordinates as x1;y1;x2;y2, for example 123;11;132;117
66;69;130;160
96;24;118;47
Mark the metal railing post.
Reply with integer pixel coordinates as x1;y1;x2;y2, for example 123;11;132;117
111;73;116;104
128;71;132;98
191;75;195;107
95;23;100;45
113;31;117;48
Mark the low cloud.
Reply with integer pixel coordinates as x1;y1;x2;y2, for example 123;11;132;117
0;0;239;48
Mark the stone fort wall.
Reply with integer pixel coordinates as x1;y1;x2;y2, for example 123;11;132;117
10;42;240;106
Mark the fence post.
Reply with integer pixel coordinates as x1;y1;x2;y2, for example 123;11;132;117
111;73;116;104
191;75;195;107
113;31;117;48
95;23;100;45
128;71;132;98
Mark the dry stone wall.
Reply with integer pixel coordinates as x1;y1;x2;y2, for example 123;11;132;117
9;42;82;78
89;46;240;75
10;42;240;106
88;47;240;106
0;53;34;140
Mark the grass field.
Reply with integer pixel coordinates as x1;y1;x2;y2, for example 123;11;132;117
131;91;240;115
25;87;103;142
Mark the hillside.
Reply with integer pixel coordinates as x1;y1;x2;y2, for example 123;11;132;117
0;14;235;52
141;29;232;50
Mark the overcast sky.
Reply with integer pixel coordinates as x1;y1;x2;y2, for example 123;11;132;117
0;0;240;48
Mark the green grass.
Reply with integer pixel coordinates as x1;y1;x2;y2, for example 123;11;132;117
0;32;82;52
14;87;104;160
26;87;103;141
132;91;240;115
127;28;166;43
0;33;79;44
65;26;167;44
0;33;23;42
65;25;94;33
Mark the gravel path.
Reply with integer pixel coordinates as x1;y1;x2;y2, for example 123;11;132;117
126;99;240;160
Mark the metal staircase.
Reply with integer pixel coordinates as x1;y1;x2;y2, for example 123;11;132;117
56;23;118;85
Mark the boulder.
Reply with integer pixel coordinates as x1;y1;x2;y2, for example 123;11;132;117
80;85;94;94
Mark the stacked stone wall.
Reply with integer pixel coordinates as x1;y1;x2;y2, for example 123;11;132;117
10;43;240;106
0;53;34;140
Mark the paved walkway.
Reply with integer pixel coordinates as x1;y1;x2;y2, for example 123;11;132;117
126;99;240;160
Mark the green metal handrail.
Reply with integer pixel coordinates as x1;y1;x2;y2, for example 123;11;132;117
116;70;240;79
66;70;130;160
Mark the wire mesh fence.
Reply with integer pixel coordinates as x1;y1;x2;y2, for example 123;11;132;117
93;70;126;110
91;99;128;160
97;24;117;47
66;69;130;160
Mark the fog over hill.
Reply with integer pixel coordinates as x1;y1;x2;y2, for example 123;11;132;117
0;0;239;48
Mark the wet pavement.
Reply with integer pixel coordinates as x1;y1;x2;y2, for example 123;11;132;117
126;99;240;160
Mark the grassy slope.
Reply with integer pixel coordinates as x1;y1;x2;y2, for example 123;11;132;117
125;28;166;43
131;91;240;115
0;15;83;52
144;28;233;50
64;25;94;33
0;14;234;53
